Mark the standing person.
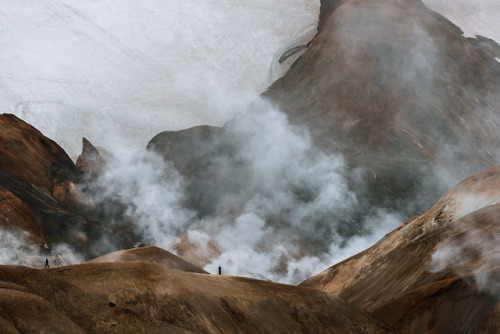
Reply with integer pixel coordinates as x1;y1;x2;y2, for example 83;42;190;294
218;266;222;275
45;258;49;268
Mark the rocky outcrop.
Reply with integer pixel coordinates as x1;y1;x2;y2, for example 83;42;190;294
148;125;221;178
76;137;106;180
300;165;500;333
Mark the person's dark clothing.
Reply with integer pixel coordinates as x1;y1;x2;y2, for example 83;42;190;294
45;258;49;268
218;266;222;275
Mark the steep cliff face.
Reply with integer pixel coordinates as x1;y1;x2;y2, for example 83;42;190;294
263;0;500;211
300;166;500;333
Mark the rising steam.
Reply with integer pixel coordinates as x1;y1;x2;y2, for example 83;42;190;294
81;99;405;283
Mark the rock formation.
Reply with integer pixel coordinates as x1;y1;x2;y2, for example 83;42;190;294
76;138;106;180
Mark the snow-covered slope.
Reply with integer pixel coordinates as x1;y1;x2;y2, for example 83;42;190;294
1;0;498;158
422;0;500;42
1;0;319;158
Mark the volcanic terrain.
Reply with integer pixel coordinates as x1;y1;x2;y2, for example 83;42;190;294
301;166;500;333
0;0;499;332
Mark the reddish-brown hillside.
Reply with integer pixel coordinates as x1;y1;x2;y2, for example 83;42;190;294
0;114;79;191
0;114;140;262
372;273;500;333
0;114;89;249
301;166;500;333
0;262;396;333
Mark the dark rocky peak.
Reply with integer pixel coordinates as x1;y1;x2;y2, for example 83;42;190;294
76;137;106;180
148;125;222;178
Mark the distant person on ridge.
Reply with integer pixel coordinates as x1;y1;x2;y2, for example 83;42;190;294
218;266;222;275
45;258;49;268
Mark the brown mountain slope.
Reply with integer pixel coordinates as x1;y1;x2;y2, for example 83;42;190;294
0;114;141;263
0;287;86;334
475;303;500;333
263;0;500;210
0;187;45;244
300;165;500;332
372;273;500;333
0;262;396;333
0;114;79;192
0;114;90;251
88;246;207;274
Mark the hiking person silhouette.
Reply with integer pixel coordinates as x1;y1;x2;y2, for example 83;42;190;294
218;266;222;275
45;258;49;268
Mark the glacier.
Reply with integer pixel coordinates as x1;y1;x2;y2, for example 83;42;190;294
2;1;498;158
423;0;500;41
1;0;319;158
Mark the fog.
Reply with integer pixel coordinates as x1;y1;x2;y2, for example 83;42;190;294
429;205;500;294
0;229;84;268
80;99;406;283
